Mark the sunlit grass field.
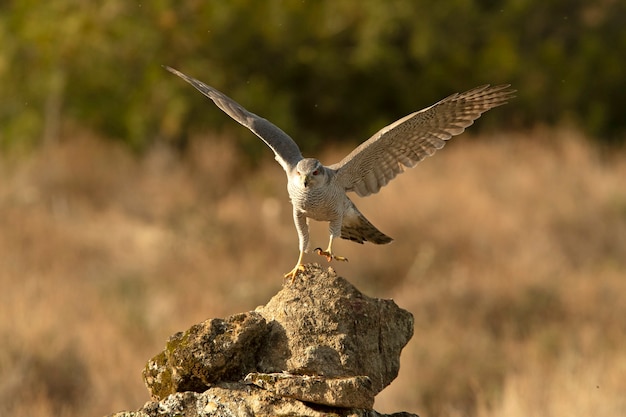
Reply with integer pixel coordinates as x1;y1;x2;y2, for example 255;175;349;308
1;128;625;417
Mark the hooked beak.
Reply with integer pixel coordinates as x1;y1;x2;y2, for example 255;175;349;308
303;175;310;187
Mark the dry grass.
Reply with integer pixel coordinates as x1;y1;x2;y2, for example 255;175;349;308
1;128;625;417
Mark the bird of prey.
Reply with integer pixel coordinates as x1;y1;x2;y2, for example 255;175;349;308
165;66;515;279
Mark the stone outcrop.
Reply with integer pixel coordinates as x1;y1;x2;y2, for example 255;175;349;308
109;264;416;417
143;312;269;399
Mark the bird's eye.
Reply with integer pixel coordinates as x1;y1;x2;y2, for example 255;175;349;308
312;170;319;176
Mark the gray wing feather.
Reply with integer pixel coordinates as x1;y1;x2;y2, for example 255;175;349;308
330;84;515;197
165;66;303;173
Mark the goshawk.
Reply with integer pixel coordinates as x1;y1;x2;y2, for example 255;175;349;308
166;67;515;279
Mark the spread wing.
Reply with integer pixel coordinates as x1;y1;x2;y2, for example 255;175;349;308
165;66;303;173
330;84;515;197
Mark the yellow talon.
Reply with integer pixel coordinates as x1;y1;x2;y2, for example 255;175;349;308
284;250;306;282
314;248;348;263
284;264;305;281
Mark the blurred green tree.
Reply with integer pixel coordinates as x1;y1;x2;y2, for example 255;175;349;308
1;0;625;153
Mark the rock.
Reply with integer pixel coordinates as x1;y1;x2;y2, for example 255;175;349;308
255;264;414;397
244;372;375;409
108;384;418;417
111;264;416;416
143;312;268;400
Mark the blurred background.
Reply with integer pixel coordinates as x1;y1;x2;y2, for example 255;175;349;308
1;1;625;416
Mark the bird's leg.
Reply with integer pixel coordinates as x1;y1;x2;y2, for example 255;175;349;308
314;235;348;263
284;250;306;281
285;210;309;281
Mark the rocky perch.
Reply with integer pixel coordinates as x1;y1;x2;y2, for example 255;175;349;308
108;264;416;417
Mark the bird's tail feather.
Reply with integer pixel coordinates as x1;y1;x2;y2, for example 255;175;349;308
340;212;393;245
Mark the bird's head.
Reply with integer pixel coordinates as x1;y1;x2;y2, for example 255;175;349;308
295;158;325;188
